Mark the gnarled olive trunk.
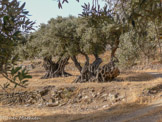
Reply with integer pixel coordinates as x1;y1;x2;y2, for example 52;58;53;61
0;65;2;73
110;39;120;59
96;57;120;82
72;51;120;83
73;54;102;83
41;56;71;79
71;55;82;73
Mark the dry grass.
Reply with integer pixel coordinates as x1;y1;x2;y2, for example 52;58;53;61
0;51;162;122
158;118;162;122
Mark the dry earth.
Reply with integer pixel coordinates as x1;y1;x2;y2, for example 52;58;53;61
0;53;162;122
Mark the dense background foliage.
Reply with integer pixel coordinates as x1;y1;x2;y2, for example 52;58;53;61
0;0;162;87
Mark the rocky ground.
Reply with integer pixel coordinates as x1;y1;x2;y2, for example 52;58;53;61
0;83;162;108
0;57;162;122
0;79;161;122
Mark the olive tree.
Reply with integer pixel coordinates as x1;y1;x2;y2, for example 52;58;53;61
51;14;113;82
20;15;119;82
18;17;74;79
107;0;162;67
0;0;34;89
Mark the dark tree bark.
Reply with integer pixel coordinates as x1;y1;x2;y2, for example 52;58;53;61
71;55;82;73
111;40;120;59
99;39;120;82
96;57;120;82
74;54;102;83
41;56;71;79
0;65;2;73
73;45;120;83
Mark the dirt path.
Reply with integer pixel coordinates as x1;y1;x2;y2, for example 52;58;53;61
73;99;162;122
105;99;162;122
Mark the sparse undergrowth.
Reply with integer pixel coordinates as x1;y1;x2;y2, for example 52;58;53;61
0;80;161;108
0;56;162;122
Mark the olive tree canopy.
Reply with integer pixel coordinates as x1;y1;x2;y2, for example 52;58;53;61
0;0;34;89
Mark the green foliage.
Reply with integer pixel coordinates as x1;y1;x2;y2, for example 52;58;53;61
20;0;162;72
0;0;34;89
76;18;107;55
1;66;32;89
101;0;161;68
117;23;159;69
17;24;50;59
117;31;140;69
50;16;79;56
20;16;107;60
18;17;75;60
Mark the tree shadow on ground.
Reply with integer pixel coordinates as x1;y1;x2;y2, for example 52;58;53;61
29;70;162;82
115;71;162;82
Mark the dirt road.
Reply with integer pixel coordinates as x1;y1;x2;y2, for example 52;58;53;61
74;99;162;122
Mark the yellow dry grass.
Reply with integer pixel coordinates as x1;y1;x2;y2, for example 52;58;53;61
0;51;162;122
158;118;162;122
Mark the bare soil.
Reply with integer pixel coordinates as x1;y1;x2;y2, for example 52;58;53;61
0;53;162;122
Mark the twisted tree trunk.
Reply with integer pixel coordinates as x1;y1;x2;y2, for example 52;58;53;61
0;65;2;73
111;39;120;59
96;57;120;82
41;56;71;79
96;38;120;82
71;55;82;73
74;54;102;83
